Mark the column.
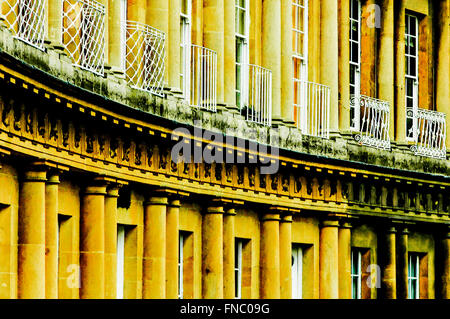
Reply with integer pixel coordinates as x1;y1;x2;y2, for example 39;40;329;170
97;0;109;64
380;225;397;299
394;0;406;142
262;0;282;124
203;0;225;106
129;0;146;23
321;0;339;133
168;0;181;90
224;0;237;112
47;0;63;48
166;198;180;299
18;165;47;299
147;0;169;85
338;0;351;132
260;211;281;299
104;185;119;299
108;0;124;72
440;228;450;299
396;227;408;299
378;0;395;140
319;219;339;299
338;221;352;299
202;205;224;299
45;171;60;299
281;0;294;124
143;195;168;298
80;178;108;299
223;207;236;299
436;0;450;149
279;212;293;299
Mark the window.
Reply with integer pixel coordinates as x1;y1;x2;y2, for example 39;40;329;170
116;224;125;299
120;0;127;70
291;245;303;299
178;231;185;299
351;248;362;299
234;239;243;299
235;0;249;109
180;0;191;100
292;0;308;82
349;0;361;130
405;14;419;141
408;253;420;299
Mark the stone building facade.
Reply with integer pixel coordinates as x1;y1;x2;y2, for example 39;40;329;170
0;0;449;299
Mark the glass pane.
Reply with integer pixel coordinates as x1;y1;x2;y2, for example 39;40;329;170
238;9;246;35
351;0;359;20
181;0;188;15
351;42;359;63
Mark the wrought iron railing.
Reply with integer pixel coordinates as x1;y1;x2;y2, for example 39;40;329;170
124;21;165;97
351;95;391;150
411;108;446;159
62;0;105;75
294;79;330;139
241;64;272;126
1;0;46;50
190;45;217;111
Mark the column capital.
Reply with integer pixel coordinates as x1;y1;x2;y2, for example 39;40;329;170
280;212;293;223
106;186;120;198
168;199;181;208
321;219;340;228
145;196;169;206
205;206;225;215
261;212;281;222
224;208;237;216
83;177;110;196
339;220;352;229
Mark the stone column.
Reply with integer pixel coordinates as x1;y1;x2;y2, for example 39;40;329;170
338;0;350;132
396;227;408;299
203;0;225;106
338;221;352;299
279;212;293;299
260;211;281;299
45;171;60;299
104;185;119;299
108;0;124;72
394;0;406;142
168;0;181;90
80;178;108;299
262;0;282;124
281;0;294;124
378;0;395;140
166;198;180;299
223;207;236;299
321;0;339;133
436;0;450;149
223;0;237;112
143;195;168;298
202;205;224;299
129;0;146;23
381;225;397;299
18;165;47;299
439;228;450;299
319;219;339;299
47;0;63;48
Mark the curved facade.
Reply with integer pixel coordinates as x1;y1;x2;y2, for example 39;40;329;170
0;0;449;299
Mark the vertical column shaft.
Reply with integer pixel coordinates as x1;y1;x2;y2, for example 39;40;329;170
166;198;180;299
108;0;123;70
338;221;352;299
281;0;294;124
440;229;450;299
104;186;119;299
47;0;63;47
381;226;397;299
338;0;350;131
394;0;406;142
319;219;339;299
279;212;292;299
260;211;281;299
223;208;236;299
168;0;181;89
396;227;408;299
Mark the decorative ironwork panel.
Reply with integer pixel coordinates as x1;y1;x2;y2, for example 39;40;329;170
62;0;105;75
295;79;330;139
1;0;46;50
241;64;272;127
352;95;391;150
190;45;217;112
124;21;165;97
411;109;446;159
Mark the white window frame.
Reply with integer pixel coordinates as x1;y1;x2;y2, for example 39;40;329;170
235;0;250;109
408;253;420;299
180;0;192;101
291;245;303;299
349;0;361;131
116;224;125;299
178;232;185;299
120;0;127;71
351;248;362;299
405;14;419;142
292;0;308;82
235;239;243;299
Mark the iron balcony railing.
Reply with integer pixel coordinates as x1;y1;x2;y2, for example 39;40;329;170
294;79;330;139
1;0;46;50
241;64;272;126
124;21;165;97
411;108;446;159
351;95;391;150
62;0;105;75
190;45;217;111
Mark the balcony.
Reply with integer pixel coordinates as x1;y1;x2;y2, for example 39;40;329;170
240;64;272;126
1;0;46;50
411;108;446;159
294;80;330;139
124;21;165;97
62;0;105;75
351;95;391;150
190;45;217;112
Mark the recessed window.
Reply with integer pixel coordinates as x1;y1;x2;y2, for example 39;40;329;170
235;0;249;109
408;253;420;299
291;245;303;299
235;239;243;299
120;0;127;71
180;0;191;100
178;231;185;299
351;248;362;299
116;224;125;299
405;14;419;141
349;0;361;130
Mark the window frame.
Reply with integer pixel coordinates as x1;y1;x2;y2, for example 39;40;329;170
292;0;308;82
408;253;420;299
180;0;192;101
351;248;362;299
349;0;361;131
234;239;243;299
116;224;125;299
120;0;127;71
291;244;303;299
235;0;250;109
178;231;185;299
405;13;419;142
